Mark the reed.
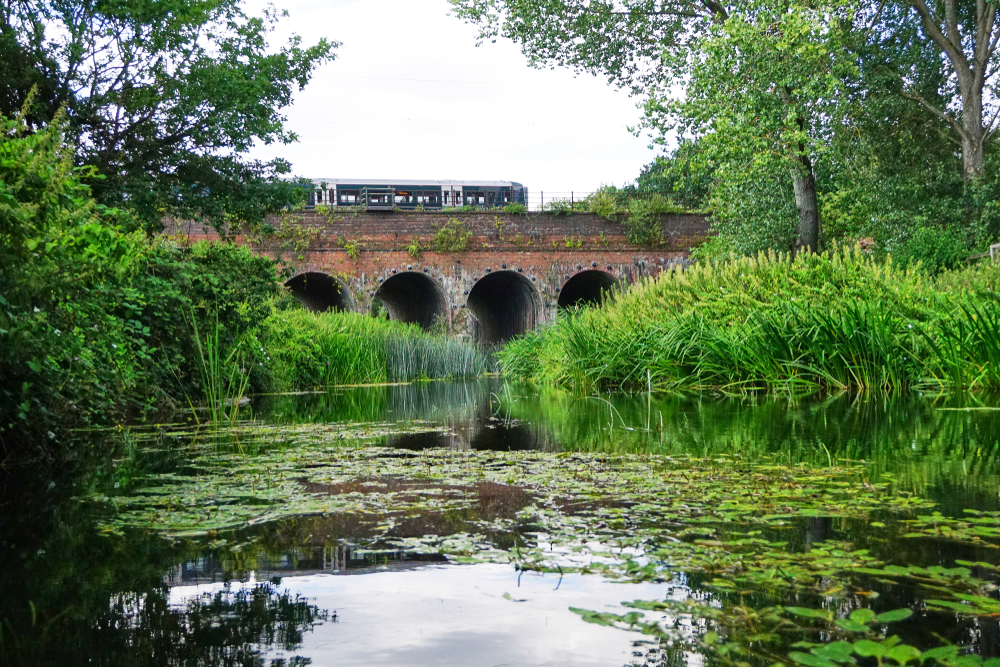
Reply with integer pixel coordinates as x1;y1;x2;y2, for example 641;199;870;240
251;308;487;390
188;314;250;427
499;247;1000;393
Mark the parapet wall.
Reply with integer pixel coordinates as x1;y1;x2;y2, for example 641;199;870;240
165;210;710;253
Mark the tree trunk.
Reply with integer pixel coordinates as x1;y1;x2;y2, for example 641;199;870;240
962;85;986;179
792;154;820;253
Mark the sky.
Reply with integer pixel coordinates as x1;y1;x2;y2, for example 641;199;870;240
244;0;664;201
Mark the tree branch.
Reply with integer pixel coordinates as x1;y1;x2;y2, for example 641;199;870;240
900;89;967;141
908;0;971;77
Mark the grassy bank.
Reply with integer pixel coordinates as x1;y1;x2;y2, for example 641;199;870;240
499;247;1000;393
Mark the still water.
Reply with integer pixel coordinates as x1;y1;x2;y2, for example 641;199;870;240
3;380;1000;666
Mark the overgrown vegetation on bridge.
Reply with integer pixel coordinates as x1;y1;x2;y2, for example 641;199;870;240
500;247;1000;393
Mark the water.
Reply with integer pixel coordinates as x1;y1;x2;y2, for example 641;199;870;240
3;380;1000;666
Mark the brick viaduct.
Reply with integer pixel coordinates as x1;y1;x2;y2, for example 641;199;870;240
167;210;711;345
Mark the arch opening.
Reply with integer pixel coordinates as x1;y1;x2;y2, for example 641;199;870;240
558;270;618;309
374;271;448;330
285;272;354;312
467;270;542;346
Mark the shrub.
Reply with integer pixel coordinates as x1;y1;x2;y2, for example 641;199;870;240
502;202;527;215
892;224;972;274
622;194;684;246
433;218;472;252
586;188;621;220
0;108;282;446
406;236;422;259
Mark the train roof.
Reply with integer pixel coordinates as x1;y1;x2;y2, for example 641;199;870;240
309;178;524;187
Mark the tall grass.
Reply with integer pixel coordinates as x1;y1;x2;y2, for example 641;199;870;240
499;247;1000;393
187;314;250;427
246;309;487;391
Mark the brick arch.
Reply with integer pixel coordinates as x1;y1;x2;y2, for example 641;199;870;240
467;270;542;346
558;270;619;309
285;272;355;312
374;271;448;330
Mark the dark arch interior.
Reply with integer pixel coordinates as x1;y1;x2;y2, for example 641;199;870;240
558;270;618;309
285;272;354;312
375;272;447;330
467;270;541;346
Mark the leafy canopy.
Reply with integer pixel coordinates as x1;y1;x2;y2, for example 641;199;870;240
0;0;336;232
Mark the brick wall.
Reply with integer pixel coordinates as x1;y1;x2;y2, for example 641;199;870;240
163;210;711;337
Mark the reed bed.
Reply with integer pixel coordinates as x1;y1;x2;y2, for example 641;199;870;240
499;247;1000;393
249;309;487;390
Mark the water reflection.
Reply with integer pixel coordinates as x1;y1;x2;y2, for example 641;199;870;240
5;382;1000;665
259;383;1000;506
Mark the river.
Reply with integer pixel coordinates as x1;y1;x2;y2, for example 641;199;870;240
3;381;1000;666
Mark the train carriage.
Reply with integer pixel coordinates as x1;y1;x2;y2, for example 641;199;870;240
304;179;527;211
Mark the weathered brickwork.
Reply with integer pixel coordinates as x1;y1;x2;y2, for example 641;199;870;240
165;210;711;342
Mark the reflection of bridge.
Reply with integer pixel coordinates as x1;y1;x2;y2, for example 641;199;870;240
168;210;710;345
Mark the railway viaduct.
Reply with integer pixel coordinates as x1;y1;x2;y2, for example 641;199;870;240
167;209;711;345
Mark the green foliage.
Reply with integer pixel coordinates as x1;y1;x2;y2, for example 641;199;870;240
498;247;1000;392
0;1;336;233
502;202;527;215
541;199;587;216
892;225;973;274
433;218;473;252
187;314;250;428
622;193;682;246
406;236;422;259
247;309;486;389
584;187;686;245
342;239;363;260
0;106;281;446
585;188;621;220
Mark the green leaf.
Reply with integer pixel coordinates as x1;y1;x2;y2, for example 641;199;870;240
815;641;857;664
920;646;960;663
835;619;870;633
790;652;836;667
27;359;41;372
886;645;921;665
849;609;876;625
786;607;832;620
875;609;913;623
853;640;888;658
703;631;720;645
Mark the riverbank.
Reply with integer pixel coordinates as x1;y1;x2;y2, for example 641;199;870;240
499;247;1000;392
0;111;486;453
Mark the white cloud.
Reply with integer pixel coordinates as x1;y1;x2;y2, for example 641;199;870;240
245;0;663;199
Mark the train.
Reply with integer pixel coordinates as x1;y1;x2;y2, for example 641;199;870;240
303;179;528;211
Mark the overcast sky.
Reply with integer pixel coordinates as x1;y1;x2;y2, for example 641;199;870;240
244;0;663;200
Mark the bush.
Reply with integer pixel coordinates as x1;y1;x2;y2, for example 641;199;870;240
406;236;422;259
585;188;621;220
433;218;472;252
0;108;281;447
502;202;527;215
891;224;972;273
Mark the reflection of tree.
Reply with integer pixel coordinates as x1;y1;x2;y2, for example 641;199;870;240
0;458;327;667
101;583;326;667
504;389;1000;507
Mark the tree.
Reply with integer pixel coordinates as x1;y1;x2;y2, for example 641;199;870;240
454;0;847;251
0;0;336;232
871;1;1000;181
